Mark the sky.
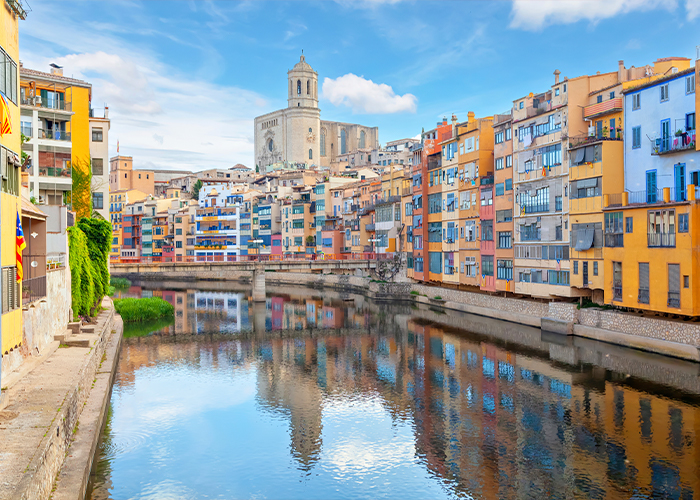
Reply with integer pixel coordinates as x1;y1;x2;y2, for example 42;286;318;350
18;0;700;172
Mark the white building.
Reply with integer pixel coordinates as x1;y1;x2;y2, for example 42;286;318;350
89;109;110;219
195;184;243;259
624;67;697;199
253;55;378;173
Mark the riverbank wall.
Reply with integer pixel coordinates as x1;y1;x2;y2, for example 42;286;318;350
114;268;700;363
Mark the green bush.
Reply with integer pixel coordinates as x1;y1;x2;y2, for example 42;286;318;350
78;218;111;299
110;277;131;288
410;290;419;295
434;296;442;300
68;218;111;319
114;297;174;323
107;286;116;297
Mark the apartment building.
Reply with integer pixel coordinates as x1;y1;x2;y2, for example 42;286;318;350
109;156;154;194
280;190;314;254
20;64;109;216
410;142;425;280
493;113;515;292
603;59;698;315
195;184;243;259
440;116;460;286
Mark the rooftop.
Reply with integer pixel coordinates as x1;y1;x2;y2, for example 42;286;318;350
20;67;91;88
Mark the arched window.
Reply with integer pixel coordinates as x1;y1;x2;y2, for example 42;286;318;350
297;80;301;95
360;130;366;149
307;80;310;95
340;129;347;154
320;129;326;156
309;127;312;133
309;149;313;160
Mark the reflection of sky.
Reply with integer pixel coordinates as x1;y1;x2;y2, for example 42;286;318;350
104;357;456;500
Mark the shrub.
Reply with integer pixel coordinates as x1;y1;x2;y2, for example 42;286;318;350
110;277;131;289
114;297;174;323
434;296;442;300
410;290;419;295
68;218;111;319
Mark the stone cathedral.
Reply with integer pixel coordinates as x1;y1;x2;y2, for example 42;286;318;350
254;55;378;173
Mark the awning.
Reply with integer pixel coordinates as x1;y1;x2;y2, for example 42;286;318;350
577;177;598;189
21;197;47;220
574;147;585;164
583;146;595;163
574;228;595;251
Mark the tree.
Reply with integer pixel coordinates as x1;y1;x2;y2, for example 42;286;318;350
305;235;315;246
192;179;203;201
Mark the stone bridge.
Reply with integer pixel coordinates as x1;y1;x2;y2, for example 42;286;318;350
111;260;379;302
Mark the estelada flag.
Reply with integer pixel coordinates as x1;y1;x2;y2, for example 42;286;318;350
0;93;12;137
16;212;26;282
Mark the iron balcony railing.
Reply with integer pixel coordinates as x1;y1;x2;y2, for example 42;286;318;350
638;288;650;304
604;233;623;248
523;204;549;214
38;128;71;141
668;292;681;308
613;283;622;302
651;130;696;155
647;232;675;248
39;167;71;178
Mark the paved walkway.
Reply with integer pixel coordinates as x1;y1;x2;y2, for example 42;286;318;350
0;299;116;500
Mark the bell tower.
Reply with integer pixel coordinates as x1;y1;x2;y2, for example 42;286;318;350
288;53;318;109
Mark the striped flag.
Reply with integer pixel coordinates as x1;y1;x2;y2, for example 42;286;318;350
0;93;12;137
16;212;26;282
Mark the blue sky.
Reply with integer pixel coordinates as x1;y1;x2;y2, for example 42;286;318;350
18;0;700;171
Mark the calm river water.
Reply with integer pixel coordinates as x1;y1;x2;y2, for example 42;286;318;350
88;283;700;499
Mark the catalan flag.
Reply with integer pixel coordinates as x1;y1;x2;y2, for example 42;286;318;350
16;212;26;283
0;93;12;137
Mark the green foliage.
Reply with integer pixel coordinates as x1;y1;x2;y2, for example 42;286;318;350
68;218;111;319
192;179;203;200
110;277;131;288
410;290;419;295
70;158;93;219
123;316;175;338
433;296;442;300
107;286;116;297
114;297;174;323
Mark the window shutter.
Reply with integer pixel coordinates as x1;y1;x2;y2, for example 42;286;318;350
669;264;680;293
639;262;649;291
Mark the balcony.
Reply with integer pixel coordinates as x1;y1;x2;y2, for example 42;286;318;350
651;132;696;156
39;167;71;178
647;232;675;248
604;233;623;247
22;97;73;112
38;128;71;141
480;176;494;186
638;288;650;304
613;283;622;302
583;98;623;120
568;134;622;148
522;204;549;214
365;223;375;231
668;292;681;308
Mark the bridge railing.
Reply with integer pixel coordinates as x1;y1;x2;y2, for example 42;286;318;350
110;253;395;265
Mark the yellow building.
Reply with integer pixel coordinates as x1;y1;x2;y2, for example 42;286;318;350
1;0;25;363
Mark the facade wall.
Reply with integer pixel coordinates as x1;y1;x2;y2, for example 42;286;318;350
493;115;514;292
89;116;110;219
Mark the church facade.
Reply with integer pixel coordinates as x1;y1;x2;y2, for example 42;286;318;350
254;55;378;173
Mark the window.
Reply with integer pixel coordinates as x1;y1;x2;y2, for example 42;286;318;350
92;128;103;141
2;267;20;313
632;93;641;110
648;209;676;247
687;113;696;132
573;261;578;274
505;179;512;191
498;231;512;249
495;131;504;144
309;149;313;160
429;252;442;274
0;48;18;104
660;83;669;102
570;177;601;200
519;101;524;109
597;95;603;103
495;157;504;170
678;213;689;232
505;155;513;168
520;223;540;241
625;217;633;233
428;193;442;214
496;209;512;223
609;91;615;99
668;264;681;308
605;212;624;247
428;222;442;242
482;220;493;241
495;183;504;196
176;228;183;235
549;271;569;286
555;196;562;211
176;241;183;248
687;74;696;94
482;255;494;276
497;260;512;280
632;126;641;149
92;192;104;209
92;158;104;176
320;130;326;156
518;186;549;214
555;88;560;96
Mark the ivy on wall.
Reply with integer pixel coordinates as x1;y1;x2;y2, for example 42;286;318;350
67;217;112;319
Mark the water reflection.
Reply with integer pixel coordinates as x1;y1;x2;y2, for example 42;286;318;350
92;285;700;500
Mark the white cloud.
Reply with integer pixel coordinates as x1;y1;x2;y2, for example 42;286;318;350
322;74;417;114
687;0;700;19
509;0;679;30
19;4;268;171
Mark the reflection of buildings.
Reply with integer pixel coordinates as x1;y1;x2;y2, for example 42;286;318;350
194;291;244;334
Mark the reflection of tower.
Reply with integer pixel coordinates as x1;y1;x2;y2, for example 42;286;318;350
256;338;323;470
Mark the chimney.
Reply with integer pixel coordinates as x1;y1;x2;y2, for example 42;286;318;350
554;70;560;85
618;60;626;82
104;106;109;119
451;114;458;125
467;111;475;123
442;116;447;126
49;63;63;76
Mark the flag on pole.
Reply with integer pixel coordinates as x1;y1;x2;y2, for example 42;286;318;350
0;93;12;137
117;140;120;153
16;212;26;282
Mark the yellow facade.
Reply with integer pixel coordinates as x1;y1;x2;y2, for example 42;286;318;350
603;186;700;316
109;189;148;258
1;3;23;354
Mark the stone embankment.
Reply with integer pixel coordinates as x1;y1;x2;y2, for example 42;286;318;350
0;296;122;500
115;268;700;362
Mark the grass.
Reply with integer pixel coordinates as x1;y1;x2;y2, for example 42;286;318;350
110;277;132;289
114;297;174;323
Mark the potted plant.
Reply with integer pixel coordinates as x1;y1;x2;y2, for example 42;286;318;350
602;126;609;138
675;129;684;137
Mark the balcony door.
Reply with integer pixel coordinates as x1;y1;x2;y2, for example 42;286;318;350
674;163;686;202
661;119;670;152
582;261;588;287
613;262;622;301
646;170;657;203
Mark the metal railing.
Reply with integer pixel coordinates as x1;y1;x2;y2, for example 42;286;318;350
38;128;71;141
112;253;397;264
647;232;675;248
668;292;681;308
607;193;623;207
523;204;549;214
604;233;623;247
651;132;696;155
22;275;46;304
638;288;650;304
613;283;622;302
39;167;71;178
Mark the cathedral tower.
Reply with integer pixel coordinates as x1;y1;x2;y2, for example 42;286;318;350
288;54;318;109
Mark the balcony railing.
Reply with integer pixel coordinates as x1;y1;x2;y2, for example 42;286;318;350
668;292;681;308
39;167;71;178
583;98;623;120
604;233;623;248
648;232;675;248
22;275;46;304
569;134;622;148
522;204;549;214
651;131;696;155
365;223;375;231
38;128;71;141
613;283;622;302
638;288;650;304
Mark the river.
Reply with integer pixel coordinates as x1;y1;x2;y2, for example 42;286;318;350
87;283;700;499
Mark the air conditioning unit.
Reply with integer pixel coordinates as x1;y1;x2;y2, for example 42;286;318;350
35;95;42;105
